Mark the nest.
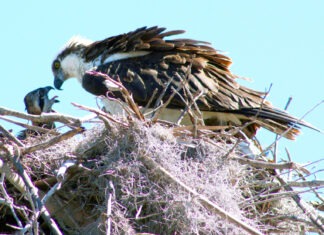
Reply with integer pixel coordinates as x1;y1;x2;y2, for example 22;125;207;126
0;82;323;234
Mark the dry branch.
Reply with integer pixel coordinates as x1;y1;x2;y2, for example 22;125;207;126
138;153;263;235
276;174;324;232
232;156;310;172
0;116;60;136
0;173;23;228
0;124;24;147
72;102;128;127
21;127;84;155
8;148;63;235
0;94;322;233
0;106;82;127
0;158;26;193
288;180;324;188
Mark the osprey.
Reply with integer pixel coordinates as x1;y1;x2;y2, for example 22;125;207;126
52;26;316;139
18;86;59;140
24;86;59;129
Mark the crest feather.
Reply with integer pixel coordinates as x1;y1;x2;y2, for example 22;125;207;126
65;35;93;48
57;36;94;60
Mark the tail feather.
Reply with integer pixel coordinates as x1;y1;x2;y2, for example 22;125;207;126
202;107;319;140
225;107;319;140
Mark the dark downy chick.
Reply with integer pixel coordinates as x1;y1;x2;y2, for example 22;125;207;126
18;86;59;139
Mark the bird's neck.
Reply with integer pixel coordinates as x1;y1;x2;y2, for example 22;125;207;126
61;53;93;83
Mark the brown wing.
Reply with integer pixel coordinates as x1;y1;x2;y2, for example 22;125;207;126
89;50;266;111
81;26;318;139
82;26;269;109
83;27;234;82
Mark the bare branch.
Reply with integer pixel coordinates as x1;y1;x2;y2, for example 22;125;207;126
0;124;24;147
0;106;81;127
0;173;23;228
6;146;63;235
276;175;324;232
0;158;26;193
0;116;59;136
232;156;310;172
138;153;263;235
72;102;128;127
21;127;84;155
287;180;324;188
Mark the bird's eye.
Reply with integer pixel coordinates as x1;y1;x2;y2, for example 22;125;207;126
53;61;61;70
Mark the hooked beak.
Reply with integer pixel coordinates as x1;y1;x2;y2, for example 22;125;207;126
44;86;54;92
54;76;64;90
43;86;59;103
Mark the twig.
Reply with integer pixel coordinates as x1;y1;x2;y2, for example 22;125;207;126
0;116;59;136
276;175;324;232
114;75;145;121
151;70;193;124
247;167;324;201
138;153;263;235
151;86;179;123
287;180;324;188
72;102;128;127
0;173;23;228
0;124;24;147
273;96;293;162
0;106;81;127
8;147;63;235
42;160;77;204
0;158;26;193
173;72;204;125
56;160;77;182
41;182;61;205
222;138;241;159
142;88;158;114
21;127;84;155
106;180;115;235
151;71;174;115
232;157;309;171
242;187;322;207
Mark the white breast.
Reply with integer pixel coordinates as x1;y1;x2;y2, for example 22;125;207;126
99;97;126;117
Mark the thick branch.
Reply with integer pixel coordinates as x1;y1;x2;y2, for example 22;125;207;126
0;106;81;126
9;150;62;235
0;159;26;193
0;124;24;147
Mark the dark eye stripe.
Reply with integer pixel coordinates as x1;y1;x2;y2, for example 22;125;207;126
53;60;61;70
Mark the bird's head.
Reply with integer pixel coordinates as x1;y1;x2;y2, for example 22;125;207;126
52;36;93;90
24;86;59;115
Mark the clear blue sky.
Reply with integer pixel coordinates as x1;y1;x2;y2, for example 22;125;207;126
1;1;323;179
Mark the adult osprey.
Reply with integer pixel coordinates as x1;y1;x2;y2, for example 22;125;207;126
52;26;315;139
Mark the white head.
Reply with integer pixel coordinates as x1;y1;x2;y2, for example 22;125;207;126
52;36;94;90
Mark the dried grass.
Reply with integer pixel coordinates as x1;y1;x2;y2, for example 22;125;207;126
0;98;323;234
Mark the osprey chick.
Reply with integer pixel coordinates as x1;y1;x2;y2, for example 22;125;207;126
52;26;316;139
24;86;59;129
18;86;59;140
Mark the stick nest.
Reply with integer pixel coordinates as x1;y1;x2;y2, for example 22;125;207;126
0;101;323;234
